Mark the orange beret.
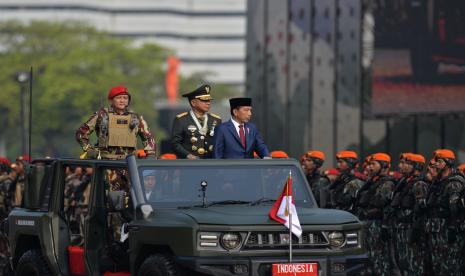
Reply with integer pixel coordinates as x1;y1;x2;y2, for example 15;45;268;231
405;153;426;164
305;150;325;161
136;149;147;158
369;153;391;163
399;152;412;160
434;149;455;160
336;151;358;160
271;151;289;158
160;153;177;160
457;164;465;173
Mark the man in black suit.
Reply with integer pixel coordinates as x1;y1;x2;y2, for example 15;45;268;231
171;85;222;159
213;98;270;159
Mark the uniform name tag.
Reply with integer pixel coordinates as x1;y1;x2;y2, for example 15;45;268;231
117;119;128;124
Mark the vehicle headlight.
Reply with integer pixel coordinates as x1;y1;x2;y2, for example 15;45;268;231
220;232;242;250
328;231;345;247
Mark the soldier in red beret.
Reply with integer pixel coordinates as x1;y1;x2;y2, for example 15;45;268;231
75;86;156;160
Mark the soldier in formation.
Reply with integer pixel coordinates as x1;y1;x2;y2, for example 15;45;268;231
424;149;464;275
300;150;329;206
355;153;395;275
322;151;363;211
388;153;428;276
297;147;465;275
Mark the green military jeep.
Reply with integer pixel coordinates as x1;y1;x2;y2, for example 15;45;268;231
5;156;367;275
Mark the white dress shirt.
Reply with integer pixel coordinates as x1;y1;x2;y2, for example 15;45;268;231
231;117;244;137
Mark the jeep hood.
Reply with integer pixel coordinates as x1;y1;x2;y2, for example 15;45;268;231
180;206;358;225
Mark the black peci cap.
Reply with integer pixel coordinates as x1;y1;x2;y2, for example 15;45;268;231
182;84;213;101
229;97;252;109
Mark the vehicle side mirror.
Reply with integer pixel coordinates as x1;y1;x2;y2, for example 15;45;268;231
107;191;127;211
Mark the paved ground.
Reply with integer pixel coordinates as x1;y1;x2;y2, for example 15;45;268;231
371;49;465;115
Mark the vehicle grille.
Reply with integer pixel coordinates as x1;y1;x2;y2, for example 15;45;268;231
244;231;329;249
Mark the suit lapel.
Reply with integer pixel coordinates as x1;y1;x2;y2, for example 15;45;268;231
245;123;253;151
226;120;242;146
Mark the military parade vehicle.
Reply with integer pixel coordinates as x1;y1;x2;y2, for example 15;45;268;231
4;155;367;275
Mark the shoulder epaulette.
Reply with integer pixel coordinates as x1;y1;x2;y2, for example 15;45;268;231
176;112;188;118
209;113;221;119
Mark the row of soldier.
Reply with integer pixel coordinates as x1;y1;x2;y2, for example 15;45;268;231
0;156;29;219
0;155;29;262
300;149;464;276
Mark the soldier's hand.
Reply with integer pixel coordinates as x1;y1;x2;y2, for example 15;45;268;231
187;154;199;160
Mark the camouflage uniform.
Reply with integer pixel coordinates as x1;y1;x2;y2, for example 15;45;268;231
64;171;83;234
425;171;464;275
13;174;25;208
76;106;156;160
0;175;16;218
389;174;428;276
306;171;330;207
355;175;395;276
324;172;363;212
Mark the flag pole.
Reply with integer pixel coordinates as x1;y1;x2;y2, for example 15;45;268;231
288;170;292;263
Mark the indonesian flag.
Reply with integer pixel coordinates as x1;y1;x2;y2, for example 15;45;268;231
269;173;302;237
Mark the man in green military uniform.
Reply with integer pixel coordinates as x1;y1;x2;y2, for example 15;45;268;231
301;150;330;207
425;149;464;275
323;151;363;211
171;84;221;159
389;153;428;276
76;86;156;255
355;153;395;276
75;85;156;160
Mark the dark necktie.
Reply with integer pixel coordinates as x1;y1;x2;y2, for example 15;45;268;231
239;125;246;148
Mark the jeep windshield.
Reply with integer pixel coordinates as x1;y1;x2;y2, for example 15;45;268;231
137;165;314;209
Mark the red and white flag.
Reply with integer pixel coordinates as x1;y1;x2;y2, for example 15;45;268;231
269;173;302;237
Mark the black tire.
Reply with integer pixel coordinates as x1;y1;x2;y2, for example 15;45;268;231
138;254;183;276
15;249;51;276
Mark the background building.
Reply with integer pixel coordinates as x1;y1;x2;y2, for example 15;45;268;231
0;0;246;87
246;0;465;166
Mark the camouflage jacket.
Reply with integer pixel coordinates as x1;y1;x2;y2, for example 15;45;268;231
326;173;363;211
355;174;395;221
0;175;15;212
75;106;156;159
306;171;330;207
426;171;464;230
389;174;428;225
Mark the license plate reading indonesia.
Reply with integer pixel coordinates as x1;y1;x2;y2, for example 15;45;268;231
272;263;318;276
